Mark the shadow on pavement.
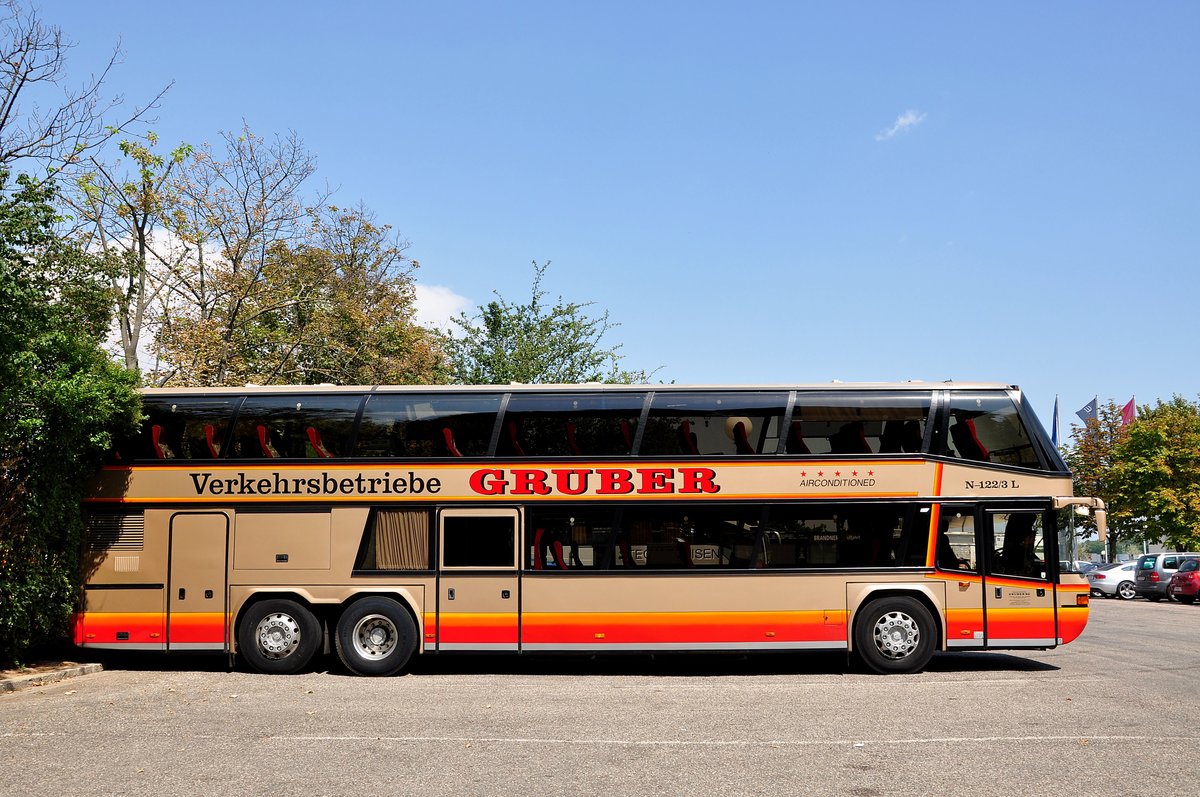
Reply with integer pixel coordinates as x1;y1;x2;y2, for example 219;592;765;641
85;647;1058;679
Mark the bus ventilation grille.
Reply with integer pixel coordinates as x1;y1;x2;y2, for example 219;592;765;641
85;513;145;552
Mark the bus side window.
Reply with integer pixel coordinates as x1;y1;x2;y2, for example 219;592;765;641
355;510;431;571
937;511;977;572
357;394;501;458
640;392;788;457
944;392;1042;468
132;397;240;461
500;393;646;457
792;391;932;457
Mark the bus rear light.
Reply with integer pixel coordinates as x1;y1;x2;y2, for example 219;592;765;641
765;631;776;638
85;633;96;640
149;632;161;639
1076;594;1089;606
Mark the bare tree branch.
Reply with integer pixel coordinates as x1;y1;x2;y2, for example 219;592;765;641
0;0;170;181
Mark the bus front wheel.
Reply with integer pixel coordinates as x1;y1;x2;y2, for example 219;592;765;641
854;596;936;675
238;598;322;675
334;596;417;676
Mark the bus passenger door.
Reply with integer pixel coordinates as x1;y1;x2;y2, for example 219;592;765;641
167;512;229;651
981;508;1057;648
436;508;520;652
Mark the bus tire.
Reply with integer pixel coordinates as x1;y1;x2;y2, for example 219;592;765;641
854;596;936;675
238;598;322;675
334;597;417;676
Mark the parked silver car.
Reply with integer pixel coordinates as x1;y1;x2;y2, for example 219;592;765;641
1087;560;1138;600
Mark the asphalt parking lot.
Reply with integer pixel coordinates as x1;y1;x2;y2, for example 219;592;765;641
3;597;1198;796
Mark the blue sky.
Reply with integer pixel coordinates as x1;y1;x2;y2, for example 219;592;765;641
53;2;1199;429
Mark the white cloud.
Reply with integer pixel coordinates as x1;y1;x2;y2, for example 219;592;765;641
415;283;474;330
876;109;927;141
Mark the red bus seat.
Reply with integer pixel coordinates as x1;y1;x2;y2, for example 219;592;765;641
256;425;279;458
204;424;222;458
950;418;989;462
306;426;332;458
678;420;699;455
733;420;755;454
786;421;811;454
151;425;173;458
441;427;462;457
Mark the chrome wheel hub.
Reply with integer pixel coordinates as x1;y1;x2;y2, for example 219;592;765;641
873;610;920;660
256;612;301;660
352;614;398;660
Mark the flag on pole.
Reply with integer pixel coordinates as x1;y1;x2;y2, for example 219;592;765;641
1121;397;1136;426
1076;397;1098;423
1051;395;1061;447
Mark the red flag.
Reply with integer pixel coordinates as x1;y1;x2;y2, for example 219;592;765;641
1121;398;1136;426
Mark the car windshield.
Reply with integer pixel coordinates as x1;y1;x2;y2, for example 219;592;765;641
1179;560;1200;573
1098;562;1124;571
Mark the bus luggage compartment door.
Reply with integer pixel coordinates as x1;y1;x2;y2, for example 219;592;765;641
167;512;229;651
436;508;520;651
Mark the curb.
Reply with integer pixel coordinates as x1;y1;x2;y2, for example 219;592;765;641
0;663;104;693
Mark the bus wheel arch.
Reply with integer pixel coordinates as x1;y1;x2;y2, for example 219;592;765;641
236;596;323;675
333;595;419;676
851;593;940;675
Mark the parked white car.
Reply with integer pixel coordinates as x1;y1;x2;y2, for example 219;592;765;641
1087;561;1138;600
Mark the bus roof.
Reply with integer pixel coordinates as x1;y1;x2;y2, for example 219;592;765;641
139;381;1021;395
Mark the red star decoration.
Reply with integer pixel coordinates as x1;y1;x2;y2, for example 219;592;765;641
835;471;841;476
817;471;824;477
868;470;874;476
852;470;858;476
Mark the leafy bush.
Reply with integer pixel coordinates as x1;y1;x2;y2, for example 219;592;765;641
0;172;140;664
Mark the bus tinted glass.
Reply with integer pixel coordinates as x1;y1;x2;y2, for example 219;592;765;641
787;391;931;455
355;393;501;458
614;505;764;568
498;393;645;457
943;392;1041;468
640;392;788;457
762;503;931;568
525;506;618;569
230;395;363;459
130;396;241;461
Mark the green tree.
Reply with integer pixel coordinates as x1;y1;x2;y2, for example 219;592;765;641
146;129;441;387
0;170;140;663
443;261;651;385
1112;396;1200;551
1064;400;1133;561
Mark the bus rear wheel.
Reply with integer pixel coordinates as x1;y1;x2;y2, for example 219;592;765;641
238;599;321;675
854;596;936;675
334;597;417;676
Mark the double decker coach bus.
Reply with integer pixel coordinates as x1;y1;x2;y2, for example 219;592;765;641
76;381;1105;675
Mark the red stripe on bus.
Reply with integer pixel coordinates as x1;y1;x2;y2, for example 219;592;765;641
167;612;227;644
521;611;847;645
437;613;519;645
75;612;165;644
984;607;1055;640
